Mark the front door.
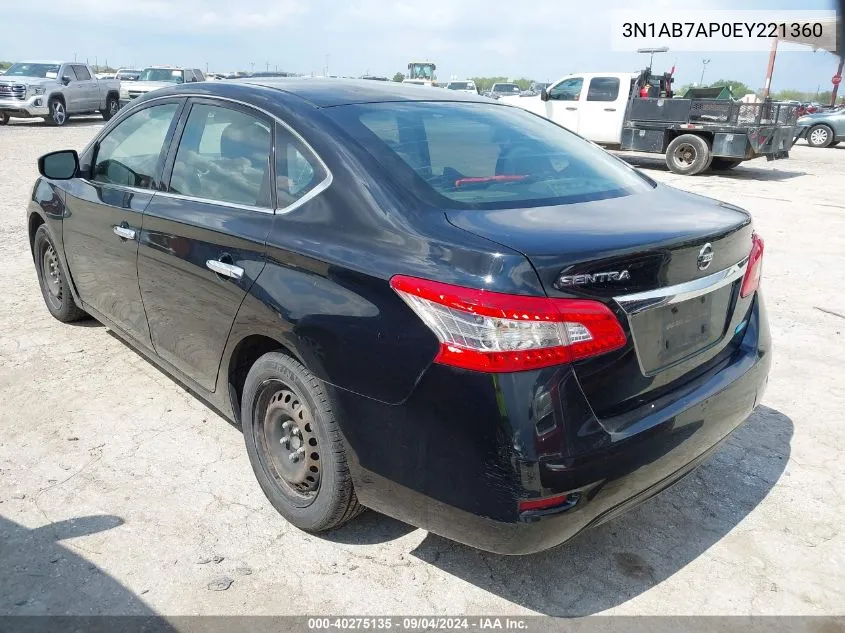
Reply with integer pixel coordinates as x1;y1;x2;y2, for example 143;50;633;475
137;98;276;390
577;76;625;144
544;76;584;133
58;65;86;114
61;99;184;347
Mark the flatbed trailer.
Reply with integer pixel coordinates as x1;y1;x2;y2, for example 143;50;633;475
621;97;799;175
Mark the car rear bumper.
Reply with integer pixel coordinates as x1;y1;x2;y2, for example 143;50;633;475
0;96;49;117
334;293;771;554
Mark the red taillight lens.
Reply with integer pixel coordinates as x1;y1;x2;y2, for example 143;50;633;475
740;233;764;298
518;493;570;512
389;275;626;373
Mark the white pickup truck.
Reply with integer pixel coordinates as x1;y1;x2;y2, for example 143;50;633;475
502;71;798;175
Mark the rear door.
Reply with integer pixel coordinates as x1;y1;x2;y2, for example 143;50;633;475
137;98;276;390
61;99;184;346
544;76;584;133
71;64;98;111
577;76;626;144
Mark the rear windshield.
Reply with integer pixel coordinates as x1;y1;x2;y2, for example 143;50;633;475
139;68;184;83
493;84;520;93
327;101;653;209
448;82;469;90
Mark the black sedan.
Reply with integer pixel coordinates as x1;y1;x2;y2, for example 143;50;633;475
29;79;770;554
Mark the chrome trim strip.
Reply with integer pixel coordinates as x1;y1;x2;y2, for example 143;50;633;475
80;179;151;196
615;258;748;315
80;92;333;216
154;191;275;214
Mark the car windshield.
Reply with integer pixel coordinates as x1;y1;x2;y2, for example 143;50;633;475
493;84;520;93
117;71;140;80
329;101;653;209
4;63;60;78
139;68;184;83
448;82;469;90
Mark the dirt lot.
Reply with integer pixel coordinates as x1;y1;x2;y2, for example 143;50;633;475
1;116;843;617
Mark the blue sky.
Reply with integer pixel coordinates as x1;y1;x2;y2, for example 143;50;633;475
1;0;840;93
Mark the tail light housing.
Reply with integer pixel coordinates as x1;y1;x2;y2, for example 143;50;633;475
390;275;626;373
740;233;764;298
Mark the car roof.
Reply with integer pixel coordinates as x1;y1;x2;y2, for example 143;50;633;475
230;78;491;107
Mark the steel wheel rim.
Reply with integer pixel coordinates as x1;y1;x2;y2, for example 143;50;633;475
673;143;697;166
53;102;65;125
40;243;62;309
810;128;828;145
257;381;321;502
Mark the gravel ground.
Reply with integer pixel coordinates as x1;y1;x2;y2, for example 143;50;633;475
0;115;843;617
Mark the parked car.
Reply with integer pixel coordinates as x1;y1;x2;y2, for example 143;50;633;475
502;71;798;175
0;60;120;126
445;80;478;94
794;108;845;147
29;79;770;554
115;69;142;82
118;66;204;108
485;82;522;99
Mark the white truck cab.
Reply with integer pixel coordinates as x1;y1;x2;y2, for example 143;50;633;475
501;72;637;144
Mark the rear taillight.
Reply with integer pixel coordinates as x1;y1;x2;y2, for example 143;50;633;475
390;275;626;373
740;233;764;298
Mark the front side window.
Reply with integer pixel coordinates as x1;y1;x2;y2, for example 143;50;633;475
169;103;272;207
92;103;180;188
586;77;620;102
549;78;583;101
73;65;92;81
330;101;652;209
62;66;79;82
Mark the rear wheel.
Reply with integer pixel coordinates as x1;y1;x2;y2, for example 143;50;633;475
33;225;86;322
241;352;364;532
710;158;742;171
806;124;834;148
665;134;712;175
101;96;119;121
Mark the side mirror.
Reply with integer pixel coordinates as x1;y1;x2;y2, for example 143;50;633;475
540;88;550;102
61;76;71;86
39;150;79;180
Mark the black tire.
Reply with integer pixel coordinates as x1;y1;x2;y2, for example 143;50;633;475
710;158;742;171
806;124;834;148
665;134;712;175
0;112;8;126
32;225;86;322
45;97;68;127
101;95;119;121
241;352;364;532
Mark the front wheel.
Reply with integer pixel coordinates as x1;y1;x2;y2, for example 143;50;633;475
710;158;742;171
32;225;87;322
806;124;834;148
101;96;119;121
0;112;8;125
45;97;68;127
241;352;364;532
665;134;712;175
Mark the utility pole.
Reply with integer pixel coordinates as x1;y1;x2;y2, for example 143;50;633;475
325;53;329;77
831;56;844;106
699;58;710;87
250;62;255;74
762;38;778;98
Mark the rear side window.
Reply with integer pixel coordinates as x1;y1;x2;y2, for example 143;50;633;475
330;102;652;209
169;103;272;207
587;77;620;102
275;123;326;207
92;103;179;188
73;65;92;81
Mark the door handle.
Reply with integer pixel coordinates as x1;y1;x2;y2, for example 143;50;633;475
565;107;578;111
112;225;136;240
206;258;244;280
604;107;617;112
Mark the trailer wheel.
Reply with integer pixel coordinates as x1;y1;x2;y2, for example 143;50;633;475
710;158;742;171
665;134;712;175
